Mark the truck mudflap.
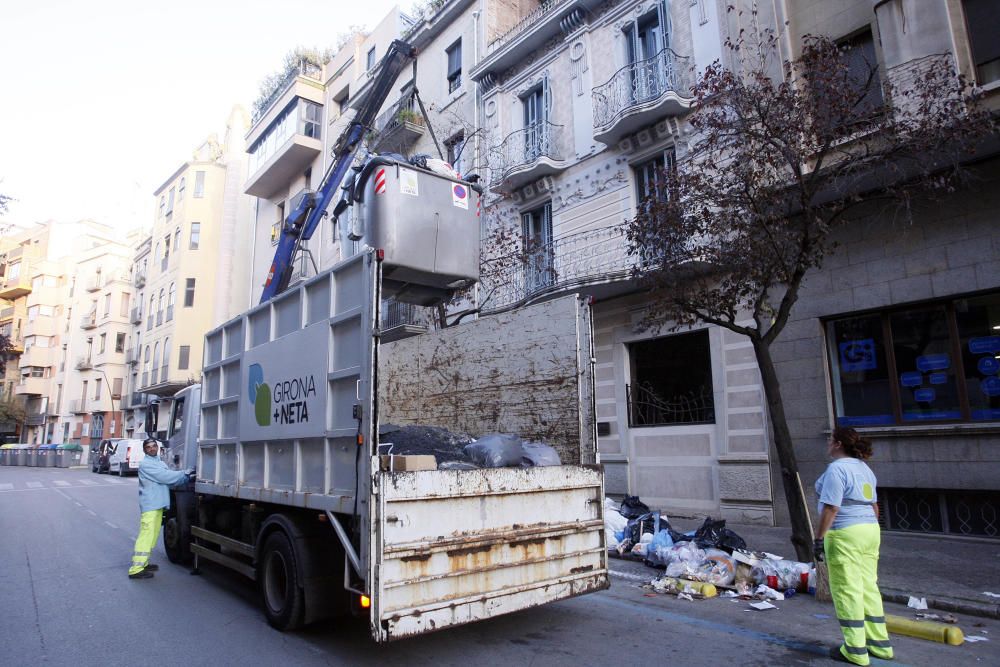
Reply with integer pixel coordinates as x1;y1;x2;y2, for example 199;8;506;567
369;465;608;642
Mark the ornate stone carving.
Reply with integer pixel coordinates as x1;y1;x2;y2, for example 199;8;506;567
555;167;627;210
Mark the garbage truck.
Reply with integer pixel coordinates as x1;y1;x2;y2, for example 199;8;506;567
150;38;608;642
154;255;608;640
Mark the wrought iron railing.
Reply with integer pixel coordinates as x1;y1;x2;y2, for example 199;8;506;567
881;488;998;538
24;411;46;426
486;0;572;55
479;224;642;313
489;121;565;185
130;307;142;324
626;382;715;427
381;299;425;330
592;48;692;130
372;90;425;137
252;60;323;124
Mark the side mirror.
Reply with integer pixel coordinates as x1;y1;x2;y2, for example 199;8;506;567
145;403;158;438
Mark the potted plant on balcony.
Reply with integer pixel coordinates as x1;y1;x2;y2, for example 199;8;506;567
395;108;425;127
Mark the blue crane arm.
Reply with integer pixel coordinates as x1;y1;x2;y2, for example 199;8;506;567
260;40;416;303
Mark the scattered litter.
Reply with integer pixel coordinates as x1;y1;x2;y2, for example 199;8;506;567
907;596;929;610
755;584;785;601
720;590;739;598
965;636;989;643
763;552;783;560
749;601;778;611
678;592;694;601
916;612;957;624
813;614;831;620
982;592;1000;599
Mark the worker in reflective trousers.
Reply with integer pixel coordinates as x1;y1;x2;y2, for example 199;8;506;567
814;427;893;665
128;438;192;579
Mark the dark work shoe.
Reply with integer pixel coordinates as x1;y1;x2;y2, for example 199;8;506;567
828;646;863;665
143;563;159;572
129;569;155;579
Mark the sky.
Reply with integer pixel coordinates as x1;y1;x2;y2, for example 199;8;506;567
0;0;402;233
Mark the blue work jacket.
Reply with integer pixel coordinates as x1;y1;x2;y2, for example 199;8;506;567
138;454;189;513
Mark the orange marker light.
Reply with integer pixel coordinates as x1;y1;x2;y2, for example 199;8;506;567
360;595;371;609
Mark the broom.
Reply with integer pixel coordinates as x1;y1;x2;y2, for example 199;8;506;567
797;472;831;601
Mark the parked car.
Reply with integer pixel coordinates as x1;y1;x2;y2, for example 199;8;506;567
92;439;123;474
108;439;145;477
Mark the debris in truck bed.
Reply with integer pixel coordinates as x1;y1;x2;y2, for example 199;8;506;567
378;424;564;470
379;424;476;467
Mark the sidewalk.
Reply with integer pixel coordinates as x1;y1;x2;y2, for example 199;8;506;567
614;516;1000;619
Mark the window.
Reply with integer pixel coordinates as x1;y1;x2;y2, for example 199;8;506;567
189;222;201;250
94;380;102;400
962;0;1000;84
624;3;669;104
103;294;111;317
162;337;171;376
628;330;716;426
112;377;123;399
446;39;462;93
99;333;106;354
167;282;176;321
174;227;181;255
178;176;186;197
120;292;130;317
115;333;126;353
178;345;191;370
336;92;350;115
171;396;185;437
839;30;884;122
194;171;206;198
157;289;164;324
91;414;104;438
521;202;553;292
184;278;196;307
147;295;155;331
826;291;1000;426
366;46;376;71
162;234;170;270
445;132;465;173
166;187;175;216
302;102;321;139
271;202;284;246
159;197;165;217
522;84;549;159
634;147;677;206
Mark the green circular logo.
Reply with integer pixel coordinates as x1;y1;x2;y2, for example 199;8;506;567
254;384;272;426
862;482;874;501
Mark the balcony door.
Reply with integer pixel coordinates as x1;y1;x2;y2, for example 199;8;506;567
522;202;553;294
522;81;549;161
627;2;669;103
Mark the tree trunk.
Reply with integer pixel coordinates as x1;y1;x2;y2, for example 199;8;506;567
751;336;814;562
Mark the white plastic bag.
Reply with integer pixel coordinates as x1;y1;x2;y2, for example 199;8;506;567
520;442;561;467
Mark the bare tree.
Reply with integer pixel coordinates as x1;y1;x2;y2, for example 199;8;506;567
626;27;995;560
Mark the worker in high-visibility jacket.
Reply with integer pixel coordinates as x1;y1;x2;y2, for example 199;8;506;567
814;427;893;665
128;438;192;579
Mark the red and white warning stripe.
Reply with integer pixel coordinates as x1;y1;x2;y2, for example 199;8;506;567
476;195;481;218
374;168;387;195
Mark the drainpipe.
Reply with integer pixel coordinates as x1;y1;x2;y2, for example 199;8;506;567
473;4;482;315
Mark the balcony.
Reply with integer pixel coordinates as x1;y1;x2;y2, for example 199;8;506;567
15;377;47;396
245;97;323;198
6;334;24;353
24;314;56;338
127;392;149;408
0;272;31;300
76;357;94;371
24;411;47;426
480;224;646;314
130;307;142;324
80;312;97;329
592;48;694;146
1;305;15;321
370;92;426;153
489;122;569;192
18;346;55;369
85;274;101;292
125;349;138;366
134;271;146;288
380;299;428;343
68;398;87;414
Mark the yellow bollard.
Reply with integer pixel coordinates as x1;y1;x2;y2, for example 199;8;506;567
886;614;964;646
658;578;718;598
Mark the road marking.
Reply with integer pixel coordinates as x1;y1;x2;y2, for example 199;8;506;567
54;481;70;487
105;521;118;529
0;483;12;490
86;509;97;516
26;482;42;489
74;502;83;507
79;480;99;486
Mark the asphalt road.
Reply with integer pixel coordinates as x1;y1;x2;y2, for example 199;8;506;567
2;466;997;666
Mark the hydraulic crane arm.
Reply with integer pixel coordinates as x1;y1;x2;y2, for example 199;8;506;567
259;40;417;304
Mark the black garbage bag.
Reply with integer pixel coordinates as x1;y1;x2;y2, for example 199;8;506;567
622;511;687;549
619;495;651;519
692;517;747;552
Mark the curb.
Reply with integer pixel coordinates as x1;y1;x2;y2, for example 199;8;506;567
882;588;1000;620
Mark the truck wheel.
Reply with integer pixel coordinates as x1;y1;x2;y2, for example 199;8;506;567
260;531;305;631
163;514;193;565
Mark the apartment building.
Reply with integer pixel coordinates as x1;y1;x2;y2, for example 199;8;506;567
57;228;134;447
126;107;254;436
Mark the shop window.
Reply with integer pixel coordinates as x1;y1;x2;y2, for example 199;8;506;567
628;329;715;426
826;291;1000;426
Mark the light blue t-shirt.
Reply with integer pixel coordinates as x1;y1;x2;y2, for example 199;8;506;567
815;457;878;530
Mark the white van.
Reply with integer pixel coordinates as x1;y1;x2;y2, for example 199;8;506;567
108;439;145;476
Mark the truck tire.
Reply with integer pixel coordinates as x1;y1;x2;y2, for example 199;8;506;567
164;490;194;565
260;531;305;631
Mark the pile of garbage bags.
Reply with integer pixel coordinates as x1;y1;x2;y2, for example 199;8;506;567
380;425;561;470
605;494;812;592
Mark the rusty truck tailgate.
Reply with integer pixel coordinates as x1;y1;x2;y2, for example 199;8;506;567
369;465;608;641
